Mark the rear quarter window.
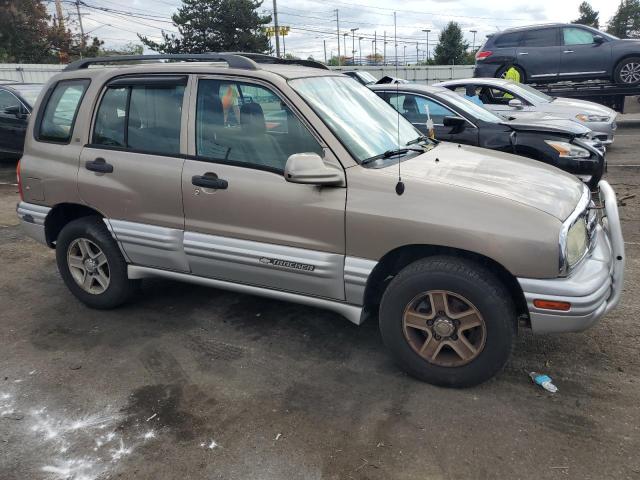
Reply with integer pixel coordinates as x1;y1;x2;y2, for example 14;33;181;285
494;32;523;48
37;79;90;143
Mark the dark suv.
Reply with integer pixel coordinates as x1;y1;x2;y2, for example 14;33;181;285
475;23;640;85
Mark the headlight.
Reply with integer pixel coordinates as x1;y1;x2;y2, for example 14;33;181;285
565;218;589;267
576;113;610;122
545;140;591;159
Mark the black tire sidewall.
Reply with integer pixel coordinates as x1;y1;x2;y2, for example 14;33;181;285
615;57;640;85
497;64;526;83
56;217;134;309
379;258;514;387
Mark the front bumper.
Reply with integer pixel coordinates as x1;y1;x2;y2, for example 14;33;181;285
587;120;616;145
17;201;50;245
517;181;625;333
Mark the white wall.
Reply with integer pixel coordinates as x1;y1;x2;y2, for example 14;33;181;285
0;63;475;85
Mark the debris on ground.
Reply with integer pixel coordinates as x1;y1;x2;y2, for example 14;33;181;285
529;372;558;393
145;413;157;422
618;193;636;206
275;433;282;441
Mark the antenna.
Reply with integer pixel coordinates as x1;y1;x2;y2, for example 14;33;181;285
394;11;405;196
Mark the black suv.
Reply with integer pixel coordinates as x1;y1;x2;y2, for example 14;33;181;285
475;23;640;85
0;83;43;159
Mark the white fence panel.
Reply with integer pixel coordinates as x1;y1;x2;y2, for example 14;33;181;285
0;64;65;83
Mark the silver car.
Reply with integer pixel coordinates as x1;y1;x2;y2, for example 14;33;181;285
434;78;617;145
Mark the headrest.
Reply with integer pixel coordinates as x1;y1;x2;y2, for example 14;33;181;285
402;96;418;113
240;102;266;134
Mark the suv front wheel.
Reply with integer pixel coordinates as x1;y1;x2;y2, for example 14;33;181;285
56;217;138;309
379;256;515;387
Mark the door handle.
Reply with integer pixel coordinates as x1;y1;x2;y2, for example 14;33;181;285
192;173;228;190
518;52;528;55
563;50;574;54
85;157;113;173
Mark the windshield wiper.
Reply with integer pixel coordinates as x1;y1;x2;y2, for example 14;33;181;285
362;146;424;165
406;135;431;146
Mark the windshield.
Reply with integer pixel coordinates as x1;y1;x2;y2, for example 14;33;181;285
290;76;421;163
438;90;505;123
11;84;43;106
506;82;554;103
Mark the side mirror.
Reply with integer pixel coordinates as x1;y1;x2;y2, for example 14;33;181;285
593;35;604;44
508;98;524;109
443;115;466;134
284;153;344;186
3;105;22;117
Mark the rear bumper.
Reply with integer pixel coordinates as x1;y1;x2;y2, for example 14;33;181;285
473;63;501;78
17;201;50;245
517;181;625;333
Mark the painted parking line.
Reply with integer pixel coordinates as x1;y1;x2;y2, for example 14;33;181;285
0;182;18;186
607;164;640;167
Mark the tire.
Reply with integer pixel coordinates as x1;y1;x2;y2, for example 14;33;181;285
379;256;515;388
56;216;138;309
614;57;640;85
496;64;526;83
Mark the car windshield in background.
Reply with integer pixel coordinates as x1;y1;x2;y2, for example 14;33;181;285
357;71;378;84
11;84;43;107
507;82;554;104
438;90;505;123
290;76;420;163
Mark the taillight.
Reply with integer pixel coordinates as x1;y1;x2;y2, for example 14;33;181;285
475;50;492;60
16;160;23;200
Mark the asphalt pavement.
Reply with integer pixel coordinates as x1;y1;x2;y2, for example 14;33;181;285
0;134;639;480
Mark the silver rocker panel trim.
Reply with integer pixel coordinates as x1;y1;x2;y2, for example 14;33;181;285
128;265;364;325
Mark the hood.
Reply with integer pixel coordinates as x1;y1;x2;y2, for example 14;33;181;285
550;97;617;117
501;112;591;135
392;142;584;221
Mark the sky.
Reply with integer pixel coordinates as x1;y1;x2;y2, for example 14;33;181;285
51;0;622;61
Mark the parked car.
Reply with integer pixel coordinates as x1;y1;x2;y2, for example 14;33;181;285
370;84;605;188
17;54;624;387
474;23;640;85
0;83;43;159
434;78;617;145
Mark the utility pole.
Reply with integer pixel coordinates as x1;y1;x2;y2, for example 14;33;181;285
343;33;348;64
358;37;363;65
415;42;418;65
272;0;280;57
350;28;358;66
282;31;286;56
75;0;86;52
335;9;340;66
323;40;327;64
383;31;386;65
403;45;406;65
470;29;477;52
422;29;431;63
374;31;377;63
54;0;65;30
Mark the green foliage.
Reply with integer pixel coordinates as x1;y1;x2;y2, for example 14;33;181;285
433;22;470;65
573;1;600;28
327;55;349;66
0;0;51;62
607;0;640;38
100;42;144;56
140;0;271;54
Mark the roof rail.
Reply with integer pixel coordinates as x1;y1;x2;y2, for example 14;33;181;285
231;53;330;70
64;53;259;71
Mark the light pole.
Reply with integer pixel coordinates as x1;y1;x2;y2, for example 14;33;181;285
350;28;359;66
358;36;363;65
470;29;478;53
403;45;406;65
422;29;431;63
371;39;375;65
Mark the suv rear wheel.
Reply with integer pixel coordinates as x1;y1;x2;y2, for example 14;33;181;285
379;256;515;387
614;57;640;85
56;217;138;309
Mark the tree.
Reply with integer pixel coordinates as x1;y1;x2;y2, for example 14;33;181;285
140;0;271;53
573;1;600;28
100;42;144;56
433;22;469;65
607;0;640;38
0;0;52;63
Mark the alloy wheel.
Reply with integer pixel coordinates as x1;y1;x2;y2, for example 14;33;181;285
620;62;640;84
402;290;486;367
67;238;110;294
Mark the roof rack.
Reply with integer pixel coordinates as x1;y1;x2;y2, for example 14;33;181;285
64;52;330;72
64;53;259;71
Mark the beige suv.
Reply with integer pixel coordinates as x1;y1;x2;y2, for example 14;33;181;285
16;54;625;387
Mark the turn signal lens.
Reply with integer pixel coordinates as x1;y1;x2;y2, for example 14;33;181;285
533;299;571;311
16;160;23;200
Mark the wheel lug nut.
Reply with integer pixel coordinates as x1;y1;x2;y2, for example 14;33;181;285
434;334;441;341
451;334;458;340
427;320;434;326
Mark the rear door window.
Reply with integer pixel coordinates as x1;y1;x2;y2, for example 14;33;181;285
386;93;455;124
521;28;559;47
0;90;21;112
38;80;89;143
92;78;185;155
